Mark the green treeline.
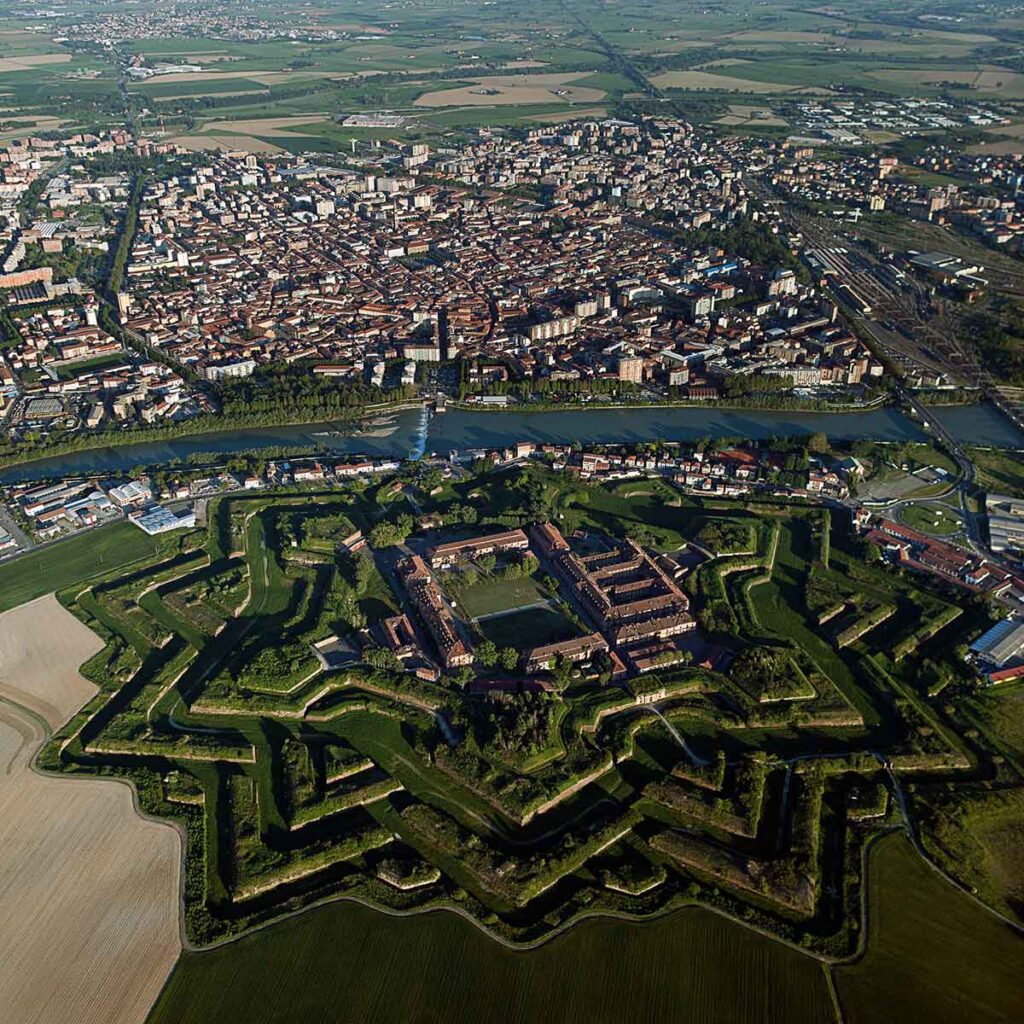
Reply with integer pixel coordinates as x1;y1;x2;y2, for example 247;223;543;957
219;366;416;418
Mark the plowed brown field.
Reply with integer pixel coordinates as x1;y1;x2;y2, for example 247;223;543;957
0;594;182;1024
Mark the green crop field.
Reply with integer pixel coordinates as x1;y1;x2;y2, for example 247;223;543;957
145;834;1024;1024
148;900;834;1024
0;521;162;612
834;834;1024;1024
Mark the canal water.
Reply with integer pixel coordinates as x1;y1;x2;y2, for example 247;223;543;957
1;402;1021;484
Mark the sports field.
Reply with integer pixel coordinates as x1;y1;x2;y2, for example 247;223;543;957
458;576;548;619
477;603;580;649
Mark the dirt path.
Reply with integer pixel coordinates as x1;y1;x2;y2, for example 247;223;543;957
0;594;183;1024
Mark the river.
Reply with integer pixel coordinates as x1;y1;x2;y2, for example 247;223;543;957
1;401;1021;484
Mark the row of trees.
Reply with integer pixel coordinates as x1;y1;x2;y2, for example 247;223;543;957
461;374;641;402
219;366;417;419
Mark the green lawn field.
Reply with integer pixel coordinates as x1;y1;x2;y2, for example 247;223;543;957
899;503;962;536
147;900;834;1024
478;604;579;649
458;576;547;618
0;521;161;612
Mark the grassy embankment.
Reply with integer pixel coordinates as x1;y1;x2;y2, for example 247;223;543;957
969;447;1024;498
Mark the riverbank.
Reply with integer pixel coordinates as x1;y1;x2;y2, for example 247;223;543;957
0;406;428;484
1;401;1021;486
0;395;888;476
447;393;891;415
0;389;896;475
0;402;424;475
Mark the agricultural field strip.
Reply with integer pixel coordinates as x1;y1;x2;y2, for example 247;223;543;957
0;597;182;1024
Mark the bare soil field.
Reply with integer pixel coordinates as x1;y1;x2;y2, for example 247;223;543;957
0;52;71;72
982;122;1024;138
138;68;327;86
155;89;265;101
915;28;998;44
0;593;100;728
966;121;1024;153
969;139;1024;155
864;129;903;143
135;52;238;63
168;133;286;154
713;103;789;127
729;30;832;44
0;595;182;1024
323;24;389;34
414;72;605;107
700;58;755;68
0;115;66;141
200;114;328;135
648;40;710;55
525;106;608;123
651;70;820;93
